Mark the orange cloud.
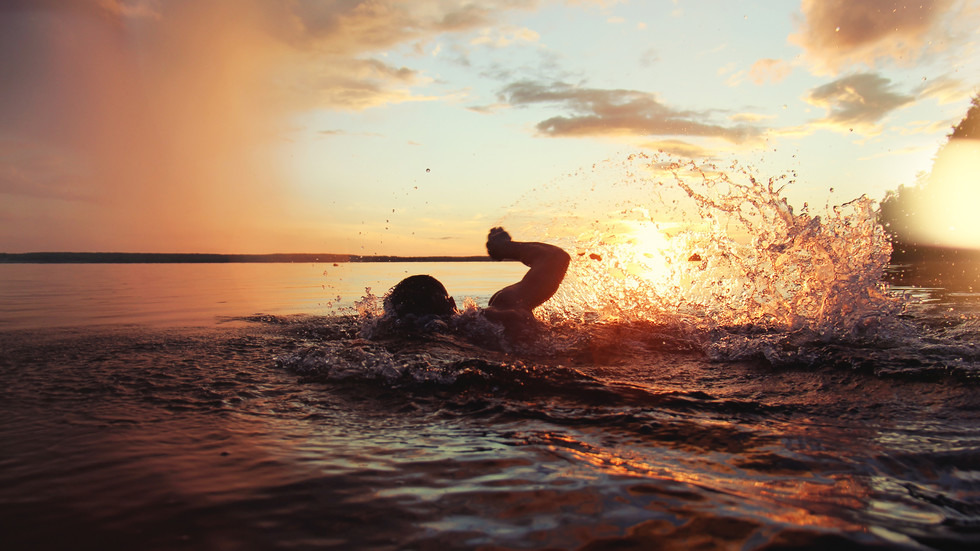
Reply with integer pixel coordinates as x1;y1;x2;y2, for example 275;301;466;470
749;58;791;85
730;112;776;124
502;81;761;143
790;0;959;75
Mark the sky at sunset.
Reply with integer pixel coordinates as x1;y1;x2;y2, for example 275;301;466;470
2;0;978;255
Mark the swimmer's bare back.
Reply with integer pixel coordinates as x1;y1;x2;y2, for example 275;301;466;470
484;227;570;325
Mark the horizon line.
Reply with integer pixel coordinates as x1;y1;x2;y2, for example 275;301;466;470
0;252;494;264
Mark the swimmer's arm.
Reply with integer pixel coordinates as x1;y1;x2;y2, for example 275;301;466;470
486;227;569;269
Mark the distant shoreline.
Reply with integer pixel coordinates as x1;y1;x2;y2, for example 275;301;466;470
3;244;976;265
0;252;494;264
888;242;980;263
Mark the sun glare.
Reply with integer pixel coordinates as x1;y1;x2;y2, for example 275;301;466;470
625;222;675;284
910;140;980;250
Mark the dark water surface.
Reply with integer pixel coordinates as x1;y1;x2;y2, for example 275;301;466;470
2;260;979;550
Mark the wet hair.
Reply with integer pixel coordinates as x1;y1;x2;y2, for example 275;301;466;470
383;275;457;319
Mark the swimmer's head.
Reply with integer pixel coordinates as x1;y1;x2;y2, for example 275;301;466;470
384;274;457;319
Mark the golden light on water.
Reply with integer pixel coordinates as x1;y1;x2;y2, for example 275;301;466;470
536;428;869;533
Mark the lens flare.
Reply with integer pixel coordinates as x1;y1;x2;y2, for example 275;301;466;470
909;139;980;250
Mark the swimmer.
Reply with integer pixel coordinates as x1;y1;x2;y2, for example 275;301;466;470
383;227;570;332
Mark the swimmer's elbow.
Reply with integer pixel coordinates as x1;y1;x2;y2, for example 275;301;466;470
554;248;571;270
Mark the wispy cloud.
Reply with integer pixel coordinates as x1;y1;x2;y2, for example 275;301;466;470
267;1;500;54
914;76;973;105
804;73;914;134
500;81;762;143
749;58;791;85
730;112;776;124
896;119;957;136
640;139;713;159
469;26;540;48
725;58;792;87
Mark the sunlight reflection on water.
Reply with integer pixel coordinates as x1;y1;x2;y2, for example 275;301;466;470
0;262;526;329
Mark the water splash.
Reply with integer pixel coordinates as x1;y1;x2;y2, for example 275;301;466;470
503;153;896;337
353;287;382;318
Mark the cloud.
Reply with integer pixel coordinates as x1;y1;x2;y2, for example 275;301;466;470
469;26;540;48
804;73;914;133
897;119;957;136
725;59;790;88
293;57;440;111
748;58;791;85
501;81;761;143
771;124;815;139
267;1;499;55
730;112;776;124
915;76;973;105
789;0;961;75
262;1;533;111
476;47;578;86
641;139;713;159
466;103;509;114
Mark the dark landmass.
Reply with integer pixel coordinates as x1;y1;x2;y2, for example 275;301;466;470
889;242;980;263
0;252;493;264
884;242;980;292
878;94;978;249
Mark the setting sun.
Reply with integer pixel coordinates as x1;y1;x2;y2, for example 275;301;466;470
625;222;675;284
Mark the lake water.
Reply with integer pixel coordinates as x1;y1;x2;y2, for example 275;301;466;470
1;257;979;550
0;262;528;330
